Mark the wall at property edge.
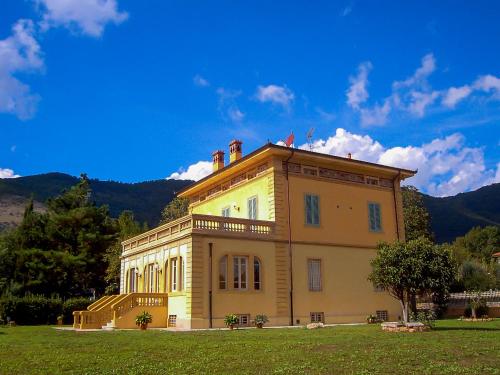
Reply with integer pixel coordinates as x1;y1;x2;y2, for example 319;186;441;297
291;243;401;323
190;171;275;221
275;172;402;246
188;236;290;329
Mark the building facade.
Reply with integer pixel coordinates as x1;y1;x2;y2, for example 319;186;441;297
74;140;415;329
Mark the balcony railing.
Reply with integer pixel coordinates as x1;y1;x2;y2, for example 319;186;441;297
122;214;275;255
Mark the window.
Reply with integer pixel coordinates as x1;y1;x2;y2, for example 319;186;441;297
168;315;177;327
221;206;230;217
376;310;388;322
164;260;169;292
170;258;178;292
179;257;183;291
247;196;258;220
128;268;138;293
233;256;248;289
310;312;324;323
254;257;261;290
308;259;322;291
146;263;158;293
305;194;320;226
219;256;227;289
237;314;250;327
368;202;382;232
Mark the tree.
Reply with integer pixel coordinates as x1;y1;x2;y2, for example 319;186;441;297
104;211;143;294
369;237;456;323
402;186;432;241
160;197;189;224
450;226;500;265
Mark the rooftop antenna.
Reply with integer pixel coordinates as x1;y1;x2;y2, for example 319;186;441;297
306;127;315;151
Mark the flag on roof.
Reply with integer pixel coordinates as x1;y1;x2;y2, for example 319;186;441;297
285;132;294;147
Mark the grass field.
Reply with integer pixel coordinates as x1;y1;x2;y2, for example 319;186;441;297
0;320;499;375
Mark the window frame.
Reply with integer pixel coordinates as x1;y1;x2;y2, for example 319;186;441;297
219;255;228;290
221;206;231;217
247;196;258;220
368;202;382;232
304;193;320;226
170;257;178;292
307;258;322;292
253;256;262;291
233;256;248;290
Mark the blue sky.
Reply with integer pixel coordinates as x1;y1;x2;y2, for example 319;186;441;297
1;1;499;196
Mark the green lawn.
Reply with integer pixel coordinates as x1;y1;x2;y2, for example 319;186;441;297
0;320;499;375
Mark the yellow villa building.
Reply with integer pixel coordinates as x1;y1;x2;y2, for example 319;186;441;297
73;140;415;330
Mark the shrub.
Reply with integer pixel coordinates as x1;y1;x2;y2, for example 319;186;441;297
224;314;239;328
0;295;63;325
253;314;269;328
410;310;436;328
464;303;488;318
135;311;153;328
62;297;92;324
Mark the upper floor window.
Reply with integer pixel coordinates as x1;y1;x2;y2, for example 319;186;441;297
308;259;322;291
368;202;382;232
248;196;258;220
304;194;320;226
221;206;230;217
233;256;248;290
219;255;227;289
254;257;261;290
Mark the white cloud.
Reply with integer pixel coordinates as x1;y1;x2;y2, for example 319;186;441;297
0;168;20;178
299;128;499;197
0;19;43;120
393;53;436;89
167;161;212;181
407;90;440;117
473;74;500;97
346;61;372;110
442;85;472;108
36;0;128;37
360;99;391;126
193;74;209;87
255;84;294;109
228;107;244;122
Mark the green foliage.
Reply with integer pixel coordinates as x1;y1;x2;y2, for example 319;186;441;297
464;302;488;318
62;297;91;324
460;260;496;291
0;175;118;298
223;314;239;327
450;226;500;265
402;186;432;241
253;314;269;327
135;311;153;327
369;237;456;323
0;295;63;325
104;211;144;294
409;310;436;328
160;197;190;224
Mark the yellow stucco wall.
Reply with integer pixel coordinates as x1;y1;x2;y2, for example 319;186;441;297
191;171;274;221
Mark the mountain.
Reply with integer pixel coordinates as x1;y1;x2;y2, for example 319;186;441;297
0;173;192;231
423;183;500;243
1;173;498;243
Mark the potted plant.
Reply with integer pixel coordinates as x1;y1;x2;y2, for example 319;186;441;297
366;314;377;324
57;315;64;326
224;314;239;330
135;311;153;330
253;314;269;328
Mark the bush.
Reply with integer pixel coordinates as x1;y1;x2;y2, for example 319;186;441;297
0;295;63;325
410;310;436;328
224;314;239;328
62;297;92;324
464;303;488;318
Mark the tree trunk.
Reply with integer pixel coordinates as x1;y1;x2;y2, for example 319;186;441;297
410;293;417;316
399;300;409;324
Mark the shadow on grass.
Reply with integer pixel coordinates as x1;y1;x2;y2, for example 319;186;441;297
434;326;500;332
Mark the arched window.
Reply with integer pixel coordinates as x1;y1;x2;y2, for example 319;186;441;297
128;267;138;293
254;257;261;290
219;256;227;289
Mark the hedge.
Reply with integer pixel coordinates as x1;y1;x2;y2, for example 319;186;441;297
0;295;92;325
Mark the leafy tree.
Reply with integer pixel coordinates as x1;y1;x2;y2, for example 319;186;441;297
104;211;143;294
369;237;456;323
160;197;189;224
459;260;495;291
402;186;432;241
450;226;500;264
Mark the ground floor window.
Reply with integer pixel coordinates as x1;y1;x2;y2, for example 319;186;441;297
233;256;248;289
376;310;388;321
127;267;138;293
310;312;324;323
168;315;177;327
237;314;250;327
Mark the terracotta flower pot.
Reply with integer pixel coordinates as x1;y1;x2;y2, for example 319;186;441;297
229;325;234;330
256;323;263;329
140;323;148;330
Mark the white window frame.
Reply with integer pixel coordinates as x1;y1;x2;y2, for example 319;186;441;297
171;258;178;292
221;206;231;217
233;256;248;290
247;196;258;220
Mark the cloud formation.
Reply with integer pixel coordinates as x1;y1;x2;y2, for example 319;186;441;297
193;74;209;87
347;53;500;126
0;168;20;178
36;0;128;37
167;161;212;181
255;84;294;109
0;19;44;120
300;128;499;197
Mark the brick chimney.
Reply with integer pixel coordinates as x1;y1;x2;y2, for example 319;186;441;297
212;150;225;172
229;140;242;163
